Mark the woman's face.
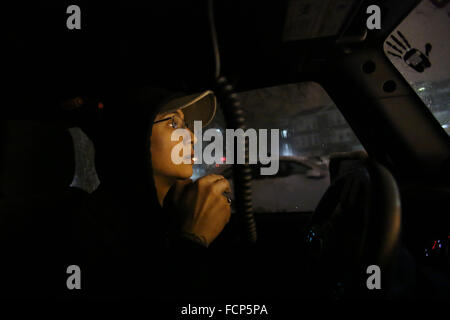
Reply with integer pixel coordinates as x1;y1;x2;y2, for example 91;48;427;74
150;109;195;180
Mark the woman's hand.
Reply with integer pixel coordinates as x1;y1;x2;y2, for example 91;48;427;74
166;174;232;247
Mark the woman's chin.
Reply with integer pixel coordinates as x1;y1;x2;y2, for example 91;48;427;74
177;165;193;179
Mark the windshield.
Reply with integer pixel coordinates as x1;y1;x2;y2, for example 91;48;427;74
194;82;364;212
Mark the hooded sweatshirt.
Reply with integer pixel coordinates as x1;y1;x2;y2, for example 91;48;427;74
73;85;212;299
0;87;210;299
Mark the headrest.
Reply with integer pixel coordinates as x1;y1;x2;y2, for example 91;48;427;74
1;120;75;196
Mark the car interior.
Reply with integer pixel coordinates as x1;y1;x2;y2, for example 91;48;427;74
2;0;449;300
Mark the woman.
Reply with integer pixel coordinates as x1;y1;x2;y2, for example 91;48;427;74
74;87;232;298
150;92;232;248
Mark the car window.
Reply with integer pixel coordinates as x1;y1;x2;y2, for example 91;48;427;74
287;161;309;175
383;0;450;135
194;82;364;213
277;161;290;177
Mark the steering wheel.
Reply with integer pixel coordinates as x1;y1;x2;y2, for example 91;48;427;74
305;155;401;298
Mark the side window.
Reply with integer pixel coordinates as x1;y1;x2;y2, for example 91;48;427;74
278;161;290;177
383;0;450;135
287;161;309;175
194;82;364;213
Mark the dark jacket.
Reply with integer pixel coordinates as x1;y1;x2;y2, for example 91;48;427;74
0;88;209;299
81;86;210;298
